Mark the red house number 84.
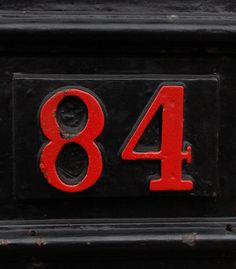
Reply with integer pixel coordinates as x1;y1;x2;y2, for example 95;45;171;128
39;85;193;193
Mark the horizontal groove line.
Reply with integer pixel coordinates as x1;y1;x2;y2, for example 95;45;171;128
0;219;233;251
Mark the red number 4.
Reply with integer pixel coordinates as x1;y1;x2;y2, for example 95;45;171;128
121;85;193;191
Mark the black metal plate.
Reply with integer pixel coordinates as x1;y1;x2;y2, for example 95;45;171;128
13;74;219;199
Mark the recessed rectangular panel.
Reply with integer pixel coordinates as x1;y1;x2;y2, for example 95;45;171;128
13;74;219;198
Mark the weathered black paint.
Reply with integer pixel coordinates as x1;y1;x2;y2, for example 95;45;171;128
0;0;234;267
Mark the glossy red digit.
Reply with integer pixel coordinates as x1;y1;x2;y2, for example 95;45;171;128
121;85;193;191
39;88;105;193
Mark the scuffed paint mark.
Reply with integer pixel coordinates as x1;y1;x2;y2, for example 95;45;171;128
0;239;10;246
182;233;197;247
36;238;46;246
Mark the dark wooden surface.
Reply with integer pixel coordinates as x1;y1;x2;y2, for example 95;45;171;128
0;0;235;267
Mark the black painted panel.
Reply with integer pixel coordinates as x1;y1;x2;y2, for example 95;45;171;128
13;75;218;198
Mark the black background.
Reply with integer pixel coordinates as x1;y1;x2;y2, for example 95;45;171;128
0;0;236;267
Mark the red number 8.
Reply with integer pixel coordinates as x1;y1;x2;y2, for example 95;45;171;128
39;88;105;193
